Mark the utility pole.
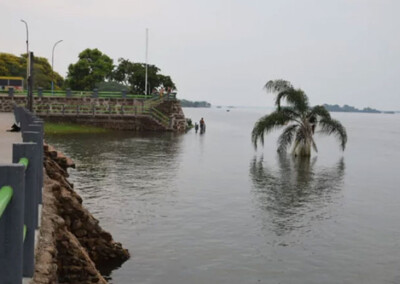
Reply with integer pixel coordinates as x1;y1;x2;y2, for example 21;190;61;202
27;52;34;112
51;40;63;95
20;19;29;93
145;28;148;96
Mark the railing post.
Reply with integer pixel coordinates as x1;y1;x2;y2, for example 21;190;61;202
8;87;14;98
25;124;43;204
22;131;42;230
20;109;35;132
0;164;25;284
38;87;43;98
12;142;38;277
92;88;98;98
14;105;21;125
122;90;127;99
66;88;71;98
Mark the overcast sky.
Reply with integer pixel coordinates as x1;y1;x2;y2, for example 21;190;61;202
1;0;399;110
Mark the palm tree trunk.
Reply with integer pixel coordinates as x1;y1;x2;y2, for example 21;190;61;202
293;120;313;157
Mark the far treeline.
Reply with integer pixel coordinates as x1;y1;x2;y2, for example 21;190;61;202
323;104;394;114
180;99;211;108
0;48;176;94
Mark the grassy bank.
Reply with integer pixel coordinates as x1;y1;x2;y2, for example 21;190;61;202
45;123;108;134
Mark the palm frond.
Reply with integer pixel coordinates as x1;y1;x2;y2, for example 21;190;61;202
318;118;347;150
251;110;294;148
308;105;331;120
264;80;293;93
275;89;309;113
278;106;301;121
277;124;298;153
311;136;318;153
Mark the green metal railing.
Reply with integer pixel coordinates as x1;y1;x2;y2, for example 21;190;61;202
0;156;29;221
150;107;170;128
19;157;29;168
0;156;29;243
1;106;44;281
0;89;177;100
0;186;13;218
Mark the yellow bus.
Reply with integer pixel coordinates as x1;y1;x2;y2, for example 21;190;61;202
0;76;24;91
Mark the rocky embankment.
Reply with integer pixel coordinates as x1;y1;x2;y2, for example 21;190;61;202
32;144;129;284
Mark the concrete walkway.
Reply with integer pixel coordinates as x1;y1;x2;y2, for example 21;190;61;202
0;113;21;164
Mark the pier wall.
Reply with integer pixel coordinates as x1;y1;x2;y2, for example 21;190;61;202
0;95;187;132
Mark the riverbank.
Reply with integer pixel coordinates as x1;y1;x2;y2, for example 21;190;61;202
32;143;129;283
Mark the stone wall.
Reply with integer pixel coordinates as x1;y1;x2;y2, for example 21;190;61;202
0;95;145;113
155;100;187;132
32;144;129;283
0;95;187;132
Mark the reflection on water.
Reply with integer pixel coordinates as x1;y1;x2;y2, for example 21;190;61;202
46;131;184;252
250;154;345;236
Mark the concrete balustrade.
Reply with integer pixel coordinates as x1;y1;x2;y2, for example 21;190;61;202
0;106;44;284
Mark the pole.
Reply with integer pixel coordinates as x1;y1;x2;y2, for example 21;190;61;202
51;40;63;95
27;52;34;112
20;19;29;93
145;28;148;96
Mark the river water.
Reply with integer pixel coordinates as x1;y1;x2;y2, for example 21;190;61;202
46;107;400;284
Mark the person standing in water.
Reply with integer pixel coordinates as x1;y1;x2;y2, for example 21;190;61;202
199;117;206;134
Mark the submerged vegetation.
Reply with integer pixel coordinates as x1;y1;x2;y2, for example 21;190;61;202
252;80;347;156
45;123;108;134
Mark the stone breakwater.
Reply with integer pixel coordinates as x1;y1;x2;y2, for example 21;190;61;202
32;144;129;284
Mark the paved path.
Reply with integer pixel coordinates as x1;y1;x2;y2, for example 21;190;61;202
0;113;21;164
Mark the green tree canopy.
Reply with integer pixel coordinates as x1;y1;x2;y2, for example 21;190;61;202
66;48;113;91
252;80;347;157
0;52;64;90
112;58;176;94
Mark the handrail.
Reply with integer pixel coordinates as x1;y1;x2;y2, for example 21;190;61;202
0;186;13;218
1;105;45;280
19;157;29;169
1;89;177;101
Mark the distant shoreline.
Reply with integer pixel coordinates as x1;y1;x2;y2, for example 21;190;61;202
323;104;396;114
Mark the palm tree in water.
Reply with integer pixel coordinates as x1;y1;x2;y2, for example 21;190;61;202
252;80;347;156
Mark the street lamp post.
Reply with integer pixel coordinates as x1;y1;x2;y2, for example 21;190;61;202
145;28;148;96
51;40;63;95
20;19;29;92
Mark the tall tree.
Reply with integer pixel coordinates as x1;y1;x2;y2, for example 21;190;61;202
0;53;64;90
66;48;113;90
252;80;347;156
112;58;176;94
